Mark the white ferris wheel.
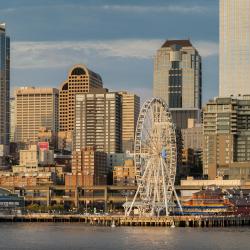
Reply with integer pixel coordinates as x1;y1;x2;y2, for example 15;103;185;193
124;98;182;216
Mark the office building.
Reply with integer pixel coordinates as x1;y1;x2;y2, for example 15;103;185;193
153;39;202;128
15;87;59;143
74;92;122;154
113;159;136;186
59;64;103;132
203;96;250;180
181;119;203;150
220;0;250;96
66;146;107;188
10;97;16;142
0;23;10;146
119;91;140;153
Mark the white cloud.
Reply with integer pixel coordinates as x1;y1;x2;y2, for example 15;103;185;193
0;4;211;14
101;5;210;14
11;39;218;69
194;41;219;57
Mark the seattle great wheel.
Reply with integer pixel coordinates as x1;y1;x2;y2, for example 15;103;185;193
124;98;182;216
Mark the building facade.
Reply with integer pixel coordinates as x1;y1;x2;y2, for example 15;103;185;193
119;91;140;153
181;119;203;150
67;146;107;187
74;92;122;154
220;0;250;96
113;159;136;186
59;64;103;132
203;96;250;180
10;97;16;142
0;23;10;146
153;39;202;128
15;87;59;143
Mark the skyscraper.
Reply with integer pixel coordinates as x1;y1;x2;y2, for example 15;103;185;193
153;40;202;128
119;91;140;153
203;96;250;180
0;23;10;146
73;92;122;154
59;64;103;132
15;87;59;143
10;97;16;142
220;0;250;96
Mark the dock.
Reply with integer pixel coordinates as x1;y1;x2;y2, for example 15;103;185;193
1;214;250;227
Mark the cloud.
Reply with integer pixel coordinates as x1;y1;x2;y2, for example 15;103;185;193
0;3;212;15
194;41;219;57
11;39;218;69
101;5;211;14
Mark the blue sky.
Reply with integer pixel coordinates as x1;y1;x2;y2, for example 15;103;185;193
1;0;219;104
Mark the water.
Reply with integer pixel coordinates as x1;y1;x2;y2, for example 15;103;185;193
0;223;249;250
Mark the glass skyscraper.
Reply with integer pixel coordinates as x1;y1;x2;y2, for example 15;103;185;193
220;0;250;96
0;23;10;146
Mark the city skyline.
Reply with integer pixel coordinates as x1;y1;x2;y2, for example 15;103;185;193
1;0;218;104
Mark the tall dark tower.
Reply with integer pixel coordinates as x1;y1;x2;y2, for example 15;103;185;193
0;23;10;146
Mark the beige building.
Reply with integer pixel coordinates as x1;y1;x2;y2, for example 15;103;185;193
15;87;59;143
203;96;250;180
119;92;140;153
113;159;136;186
153;40;202;129
220;0;250;96
10;97;16;142
74;92;122;154
59;64;103;132
181;119;203;150
19;145;39;168
19;144;54;169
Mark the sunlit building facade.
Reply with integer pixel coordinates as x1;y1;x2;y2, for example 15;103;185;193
15;87;59;143
59;64;103;132
119;91;140;153
153;40;202;129
220;0;250;96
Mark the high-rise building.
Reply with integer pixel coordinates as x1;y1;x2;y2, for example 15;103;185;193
119;91;140;153
203;96;250;180
0;23;10;146
219;0;250;96
73;92;122;154
153;40;202;128
10;97;16;142
15;87;59;143
59;64;103;132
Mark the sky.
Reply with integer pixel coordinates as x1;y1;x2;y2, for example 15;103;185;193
0;0;219;104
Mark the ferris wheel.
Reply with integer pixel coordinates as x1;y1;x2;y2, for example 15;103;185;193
125;98;182;216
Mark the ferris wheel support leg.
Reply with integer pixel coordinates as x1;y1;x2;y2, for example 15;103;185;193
173;188;183;215
160;157;169;216
127;184;140;216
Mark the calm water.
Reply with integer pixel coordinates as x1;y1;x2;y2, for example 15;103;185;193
0;223;249;250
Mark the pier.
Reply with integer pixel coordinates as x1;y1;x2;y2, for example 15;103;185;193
1;214;250;227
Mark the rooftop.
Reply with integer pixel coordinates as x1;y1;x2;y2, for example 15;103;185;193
161;39;193;48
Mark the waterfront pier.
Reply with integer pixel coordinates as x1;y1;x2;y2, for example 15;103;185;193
0;214;250;227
